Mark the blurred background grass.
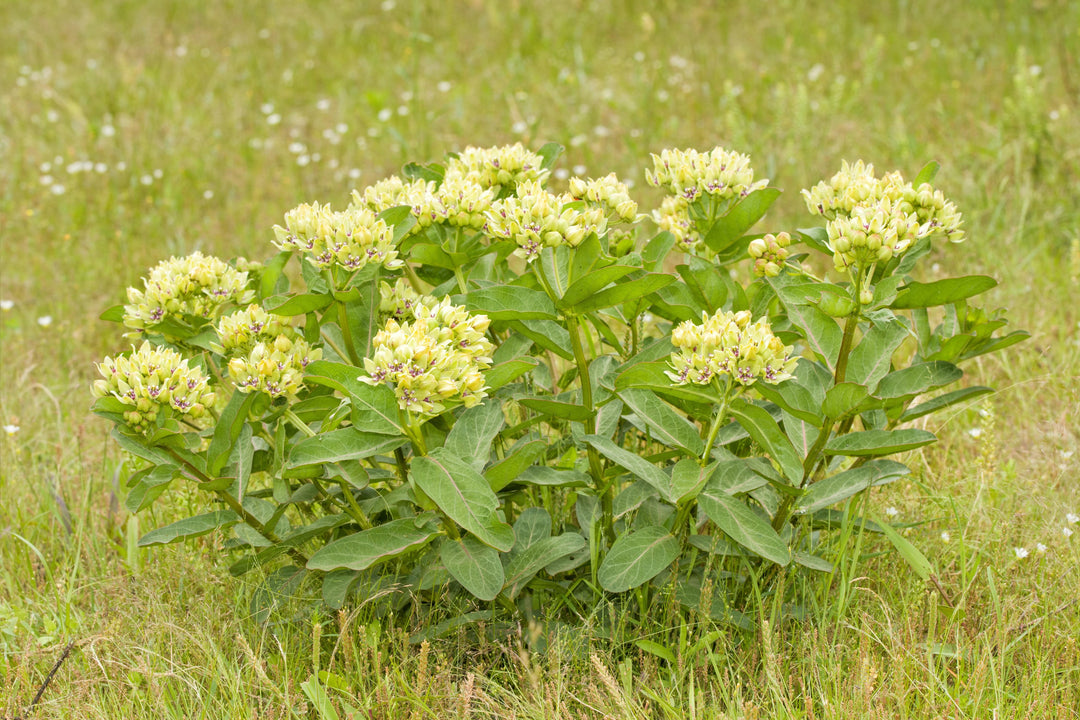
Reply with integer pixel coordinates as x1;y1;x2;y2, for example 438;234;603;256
2;1;1078;717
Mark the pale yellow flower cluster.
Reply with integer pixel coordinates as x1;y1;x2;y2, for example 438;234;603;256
93;342;215;431
272;202;402;271
485;179;608;263
378;278;422;322
443;143;548;190
668;309;797;387
802;161;965;272
353;174;495;232
748;232;792;277
360;297;494;415
646;147;768;203
217;305;321;399
123;252;251;330
651;195;702;253
568;173;638;223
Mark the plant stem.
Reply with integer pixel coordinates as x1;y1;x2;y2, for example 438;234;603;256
320;330;350;364
566;313;611;541
283;408;317;438
403;262;425;293
700;378;734;466
337;302;361;365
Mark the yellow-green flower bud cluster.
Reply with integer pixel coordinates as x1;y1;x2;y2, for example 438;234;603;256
93;342;215;431
568;173;638;223
748;232;792;277
217;305;321;398
485;180;608;263
652;196;702;253
353;174;495;232
273;202;402;271
361;298;494;415
645;146;768;203
825;204;922;272
123;252;251;330
378;278;422;322
668;309;797;387
444;143;548;190
352;176;433;230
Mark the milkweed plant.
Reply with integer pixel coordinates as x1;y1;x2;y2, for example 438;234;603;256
93;142;1026;626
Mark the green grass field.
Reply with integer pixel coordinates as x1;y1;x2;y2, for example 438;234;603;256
2;1;1078;717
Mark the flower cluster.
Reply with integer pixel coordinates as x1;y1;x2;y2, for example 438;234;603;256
123;252;251;330
272;202;402;270
444;143;548;190
93;342;215;431
652;196;701;253
353;174;495;232
361;297;494;415
378;278;422;322
748;232;792;277
217;305;321;398
569;173;638;222
485;180;608;262
646;146;768;204
668;309;797;387
802;161;965;272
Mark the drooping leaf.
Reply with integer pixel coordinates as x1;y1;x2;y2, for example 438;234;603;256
519;397;592;422
125;464;179;513
513;507;552;551
822;382;871;419
463;286;558;320
585;435;674;502
307;517;437;571
560;262;641;309
846;316;909;389
485;440;547;491
670;458;714;504
508;319;574;360
703;188;782;252
875;361;963;400
798;459;910;514
304;360;403;435
264;292;333;316
697;489;790;565
825;429;937;457
574;273;676;314
597;526;680;593
412;453;514;551
440;536;505;601
618;388;704;456
207;391;256;477
138;510;239;547
891;276;997;309
287;428;407;468
900;385;993;422
873;515;934;582
442;402;505;471
729;399;803;485
484;357;538;391
514;466;590;488
504;533;586;599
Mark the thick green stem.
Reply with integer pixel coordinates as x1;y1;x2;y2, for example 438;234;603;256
566;313;611;541
337;302;361;366
403;262;425;293
700;379;734;466
283;409;317;438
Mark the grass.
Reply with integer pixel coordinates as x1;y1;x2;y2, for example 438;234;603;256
2;0;1079;717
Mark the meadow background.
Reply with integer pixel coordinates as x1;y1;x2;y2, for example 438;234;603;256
1;0;1078;717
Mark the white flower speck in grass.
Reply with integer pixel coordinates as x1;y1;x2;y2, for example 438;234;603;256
316;98;331;111
40;161;51;172
377;108;392;122
46;110;60;123
807;63;825;82
2;425;18;436
175;45;188;57
37;315;53;327
296;154;310;167
257;28;271;39
569;134;588;148
1067;513;1079;525
512;121;528;135
116;161;127;172
0;300;13;311
101;124;115;137
335;123;348;134
573;164;587;176
260;103;274;115
1061;450;1074;459
203;190;214;200
1036;543;1047;554
140;174;153;186
40;174;54;185
553;168;569;181
288;142;306;154
968;428;983;438
347;168;362;180
267;113;282;125
50;184;65;195
95;163;108;173
396;105;409;116
381;0;395;10
1013;546;1029;559
436;80;452;93
1064;527;1074;539
153;169;163;179
940;531;950;542
885;506;899;518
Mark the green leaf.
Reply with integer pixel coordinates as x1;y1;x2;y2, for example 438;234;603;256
232;422;254;502
635;639;676;664
100;304;125;323
872;515;934;582
825;428;937;456
891;276;997;309
671;459;713;504
300;677;341;720
412;453;514;551
597;526;680;593
110;427;175;467
485;357;538;391
876;361;962;400
440;536;505;601
287;428;407;468
463;286;557;320
697;489;790;565
138;510;239;547
900;386;993;423
574;273;675;314
560;262;640;309
706;459;769;495
618;388;704;456
307;517;437;571
514;466;590;488
753;380;825;427
729;399;803;485
484;439;547;492
442;402;505;471
207;391;256;477
125;464;179;513
504;533;586;599
264;292;333;316
822;382;871;419
799;459;910;514
703;188;782;252
846;316;909;389
320;569;361;609
615;362;725;407
305;360;403;435
508;319;573;360
796;226;831;255
519;397;592;422
537;142;564;171
513;507;552;550
913;160;940;186
585;435;674;503
784;302;842;369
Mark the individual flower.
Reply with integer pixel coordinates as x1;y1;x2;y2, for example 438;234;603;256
37;315;53;327
1036;543;1048;554
747;232;792;277
93;341;215;432
667;309;797;387
2;424;18;436
1066;512;1079;525
216;305;321;399
645;146;768;204
569;173;638;223
1013;546;1029;559
123;251;251;330
485;179;608;262
940;531;951;542
360;297;494;415
1064;527;1074;539
443;143;548;191
273;202;403;271
0;299;13;311
352;176;436;233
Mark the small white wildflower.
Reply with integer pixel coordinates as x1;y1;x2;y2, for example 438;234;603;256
95;163;108;174
633;51;645;62
40;162;52;172
348;168;362;180
1049;110;1060;121
0;299;13;311
1013;546;1029;559
102;123;116;137
316;98;331;111
116;161;127;171
968;428;983;438
153;168;163;179
1067;513;1079;525
1029;64;1041;76
258;28;271;39
40;174;54;185
553;168;569;181
203;190;214;200
86;59;98;69
885;506;899;518
381;0;395;9
396;105;409;116
977;408;990;418
572;164;587;175
807;63;825;82
296;154;310;167
2;425;18;436
335;122;348;134
50;184;65;195
266;113;282;125
260;102;274;115
37;315;53;327
140;174;153;186
46;110;60;123
377;108;392;122
436;80;452;93
593;125;610;137
175;45;188;57
1064;527;1074;538
1061;450;1074;459
288;141;305;154
511;120;528;134
1036;543;1047;554
940;531;950;542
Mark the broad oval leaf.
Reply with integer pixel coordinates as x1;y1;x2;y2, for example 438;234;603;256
825;428;937;457
304;360;403;435
504;533;586;599
697;489;790;565
729;399;803;484
307;517;437;571
876;361;962;400
287;428;407;468
585;434;674;503
703;187;782;252
560;263;640;308
442;402;505;471
597;526;680;593
440;536;505;601
463;286;557;320
412;453;515;551
519;397;592;422
891;275;997;309
822;382;870;419
618;388;704;456
798;459;910;514
138;510;240;547
899;386;993;423
574;273;675;314
264;292;333;316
